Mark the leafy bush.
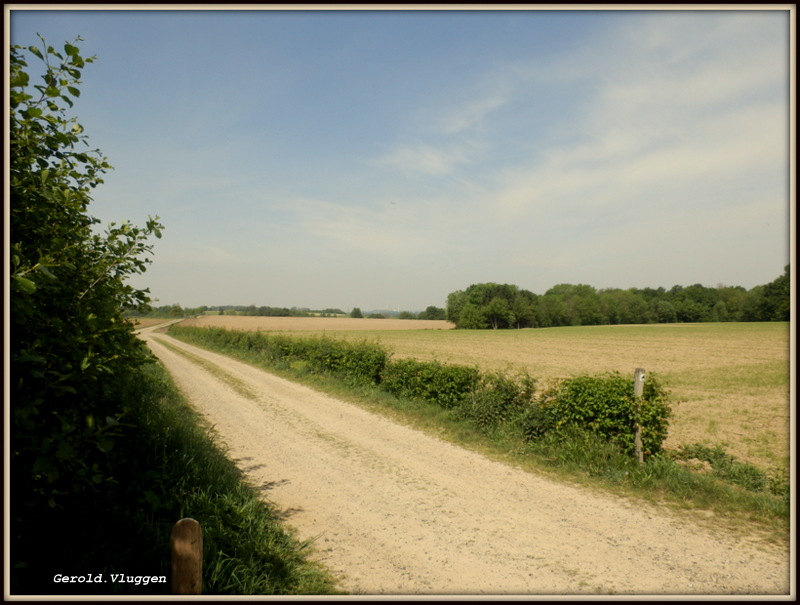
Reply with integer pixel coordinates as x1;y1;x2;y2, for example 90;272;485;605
379;358;481;409
169;326;388;386
459;371;537;432
10;37;163;513
298;335;388;385
521;372;672;458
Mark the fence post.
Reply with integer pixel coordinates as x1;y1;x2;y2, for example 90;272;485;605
171;518;202;595
633;368;646;464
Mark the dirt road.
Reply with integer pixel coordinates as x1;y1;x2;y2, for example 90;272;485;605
141;328;791;596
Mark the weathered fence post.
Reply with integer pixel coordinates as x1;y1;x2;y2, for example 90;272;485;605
171;518;202;595
633;368;646;464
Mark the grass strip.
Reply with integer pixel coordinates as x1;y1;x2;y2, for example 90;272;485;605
12;360;341;596
155;336;258;400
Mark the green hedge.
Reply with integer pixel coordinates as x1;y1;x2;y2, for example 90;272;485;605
379;358;481;409
169;326;387;386
521;372;672;458
168;326;672;458
458;371;537;431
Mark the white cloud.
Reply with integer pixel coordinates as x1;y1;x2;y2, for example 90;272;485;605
373;142;477;176
439;92;510;135
488;12;787;223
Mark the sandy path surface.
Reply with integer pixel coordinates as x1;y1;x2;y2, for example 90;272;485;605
141;329;791;596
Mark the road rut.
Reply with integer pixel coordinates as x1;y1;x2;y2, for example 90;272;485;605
141;328;791;596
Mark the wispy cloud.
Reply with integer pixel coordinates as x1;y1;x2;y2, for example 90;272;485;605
488;12;787;223
374;143;474;176
439;91;510;135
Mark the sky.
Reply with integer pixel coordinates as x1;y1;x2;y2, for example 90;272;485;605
7;7;793;312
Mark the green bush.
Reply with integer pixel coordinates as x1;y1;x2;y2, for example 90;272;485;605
379;358;481;409
169;326;388;386
10;35;163;529
301;336;388;385
521;372;672;458
459;371;537;432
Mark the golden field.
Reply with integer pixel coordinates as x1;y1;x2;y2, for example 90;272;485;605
175;316;792;474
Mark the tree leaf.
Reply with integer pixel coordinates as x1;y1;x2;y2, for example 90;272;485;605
97;437;115;453
13;275;37;294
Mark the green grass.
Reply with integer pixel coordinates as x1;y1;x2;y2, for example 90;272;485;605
11;360;341;596
168;326;790;547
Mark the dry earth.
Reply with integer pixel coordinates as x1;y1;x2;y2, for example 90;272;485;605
140;327;791;596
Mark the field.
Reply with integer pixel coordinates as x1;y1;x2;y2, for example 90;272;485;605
175;316;791;474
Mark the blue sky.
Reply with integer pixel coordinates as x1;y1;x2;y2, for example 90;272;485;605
8;8;792;311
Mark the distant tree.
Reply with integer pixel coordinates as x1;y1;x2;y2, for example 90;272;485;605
760;265;791;321
446;290;467;325
350;307;363;318
484;296;513;329
653;300;678;323
510;290;537;328
711;300;729;322
446;283;537;329
321;308;345;315
540;284;604;326
418;305;447;320
398;311;416;319
458;303;489;329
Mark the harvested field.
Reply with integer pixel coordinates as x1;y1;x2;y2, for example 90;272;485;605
173;317;791;475
178;315;455;332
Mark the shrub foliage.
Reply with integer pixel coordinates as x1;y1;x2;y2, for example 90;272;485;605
10;37;163;512
523;372;672;458
459;371;537;431
380;358;481;409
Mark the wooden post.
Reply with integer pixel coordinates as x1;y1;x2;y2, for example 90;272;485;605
171;518;202;595
633;368;646;464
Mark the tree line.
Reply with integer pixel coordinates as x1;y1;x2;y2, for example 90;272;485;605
446;266;790;329
132;304;451;320
129;304;343;318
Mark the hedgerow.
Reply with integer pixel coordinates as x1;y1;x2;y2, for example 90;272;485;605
168;326;673;458
168;326;388;386
521;372;672;458
458;371;537;432
379;358;481;409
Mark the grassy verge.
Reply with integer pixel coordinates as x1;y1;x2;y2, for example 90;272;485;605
11;359;341;596
167;326;790;548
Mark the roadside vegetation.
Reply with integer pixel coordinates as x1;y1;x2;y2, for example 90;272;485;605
9;36;338;596
168;325;790;545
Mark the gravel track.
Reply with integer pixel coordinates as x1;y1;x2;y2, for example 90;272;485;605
142;329;791;596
